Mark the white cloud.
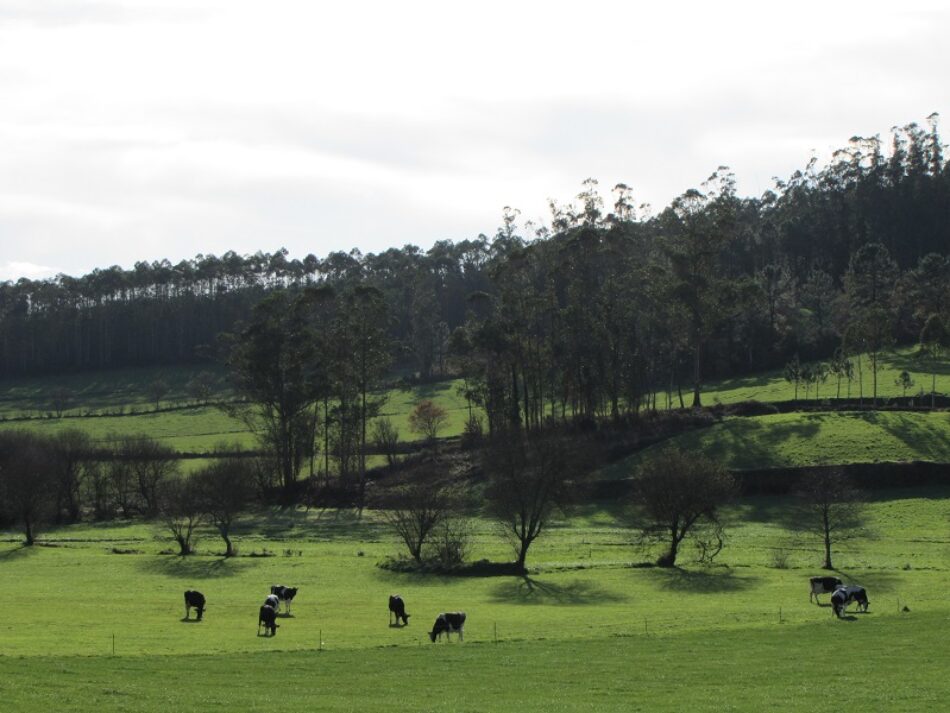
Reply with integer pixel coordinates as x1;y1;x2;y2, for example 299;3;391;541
0;0;948;279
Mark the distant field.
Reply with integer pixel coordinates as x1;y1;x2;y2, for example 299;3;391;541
603;411;950;475
701;348;947;405
0;366;473;453
0;491;948;710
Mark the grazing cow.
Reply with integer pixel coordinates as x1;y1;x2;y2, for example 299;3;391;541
389;594;410;626
831;585;870;618
429;612;466;642
809;576;843;604
184;590;205;621
258;604;279;636
270;585;298;615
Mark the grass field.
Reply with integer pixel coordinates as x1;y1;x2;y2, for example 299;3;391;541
0;371;473;454
701;348;946;405
604;410;950;474
0;491;948;710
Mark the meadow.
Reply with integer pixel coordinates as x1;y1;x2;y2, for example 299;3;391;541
0;491;948;711
603;410;950;475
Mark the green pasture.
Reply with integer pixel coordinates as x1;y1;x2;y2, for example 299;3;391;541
701;347;946;405
0;491;948;710
604;411;950;474
0;371;473;454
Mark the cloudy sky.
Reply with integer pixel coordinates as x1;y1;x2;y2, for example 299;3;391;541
1;0;948;281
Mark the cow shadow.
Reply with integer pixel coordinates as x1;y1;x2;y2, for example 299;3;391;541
136;555;251;579
179;618;203;624
644;567;758;593
489;576;627;606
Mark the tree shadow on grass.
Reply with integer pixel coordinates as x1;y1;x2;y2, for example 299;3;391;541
135;555;251;579
489;576;627;606
644;567;759;593
0;544;35;560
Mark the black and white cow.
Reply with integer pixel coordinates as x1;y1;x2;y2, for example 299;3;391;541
389;594;410;626
258;604;279;636
184;590;205;621
264;593;280;611
809;576;843;604
831;585;870;618
270;585;298;615
429;612;466;642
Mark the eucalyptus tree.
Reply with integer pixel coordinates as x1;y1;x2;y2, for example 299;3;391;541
661;169;739;407
222;289;329;499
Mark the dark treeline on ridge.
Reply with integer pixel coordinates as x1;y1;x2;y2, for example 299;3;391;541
2;116;949;406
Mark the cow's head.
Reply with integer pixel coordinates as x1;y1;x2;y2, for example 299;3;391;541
286;587;298;599
429;629;438;642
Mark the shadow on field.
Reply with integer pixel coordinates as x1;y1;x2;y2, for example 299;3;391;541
644;567;758;593
831;568;903;595
136;555;251;578
0;544;35;560
489;576;627;606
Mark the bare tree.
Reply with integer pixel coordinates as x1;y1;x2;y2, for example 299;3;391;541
192;458;256;556
632;448;736;567
484;429;587;572
159;477;204;556
114;435;178;517
408;400;449;441
371;417;400;467
186;371;216;405
384;477;461;562
147;378;171;410
795;469;866;570
0;431;55;545
50;429;93;523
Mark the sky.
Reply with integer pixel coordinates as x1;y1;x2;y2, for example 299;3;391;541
1;0;949;281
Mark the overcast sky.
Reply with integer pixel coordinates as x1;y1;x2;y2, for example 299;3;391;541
1;0;948;281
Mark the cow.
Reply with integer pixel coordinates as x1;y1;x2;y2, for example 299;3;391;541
831;585;870;618
429;612;466;642
389;594;410;626
809;576;843;604
184;590;205;621
270;585;298;615
264;593;280;611
258;604;279;636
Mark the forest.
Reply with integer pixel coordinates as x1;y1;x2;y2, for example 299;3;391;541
1;116;948;427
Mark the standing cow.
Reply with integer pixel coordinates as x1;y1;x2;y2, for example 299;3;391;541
270;585;298;615
429;612;466;642
258;604;279;636
809;576;843;604
831;585;870;618
184;590;205;621
389;595;410;626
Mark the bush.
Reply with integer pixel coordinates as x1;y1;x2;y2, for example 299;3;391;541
427;517;472;566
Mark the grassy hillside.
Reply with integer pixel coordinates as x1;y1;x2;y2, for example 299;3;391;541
602;411;950;475
701;348;945;405
0;366;473;453
0;492;948;710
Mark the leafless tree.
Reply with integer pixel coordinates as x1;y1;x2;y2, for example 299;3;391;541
408;400;449;441
795;469;866;570
371;417;400;467
384;477;463;562
632;448;736;567
0;431;56;545
484;428;587;572
192;458;256;556
159;477;204;556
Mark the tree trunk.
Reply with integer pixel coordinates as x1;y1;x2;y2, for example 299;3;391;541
24;518;35;546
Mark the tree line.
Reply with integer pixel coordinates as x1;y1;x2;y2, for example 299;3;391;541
0;116;947;391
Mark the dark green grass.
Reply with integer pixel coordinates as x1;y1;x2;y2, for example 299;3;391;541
1;614;947;712
603;410;950;475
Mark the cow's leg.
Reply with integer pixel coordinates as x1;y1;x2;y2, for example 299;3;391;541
459;628;463;642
